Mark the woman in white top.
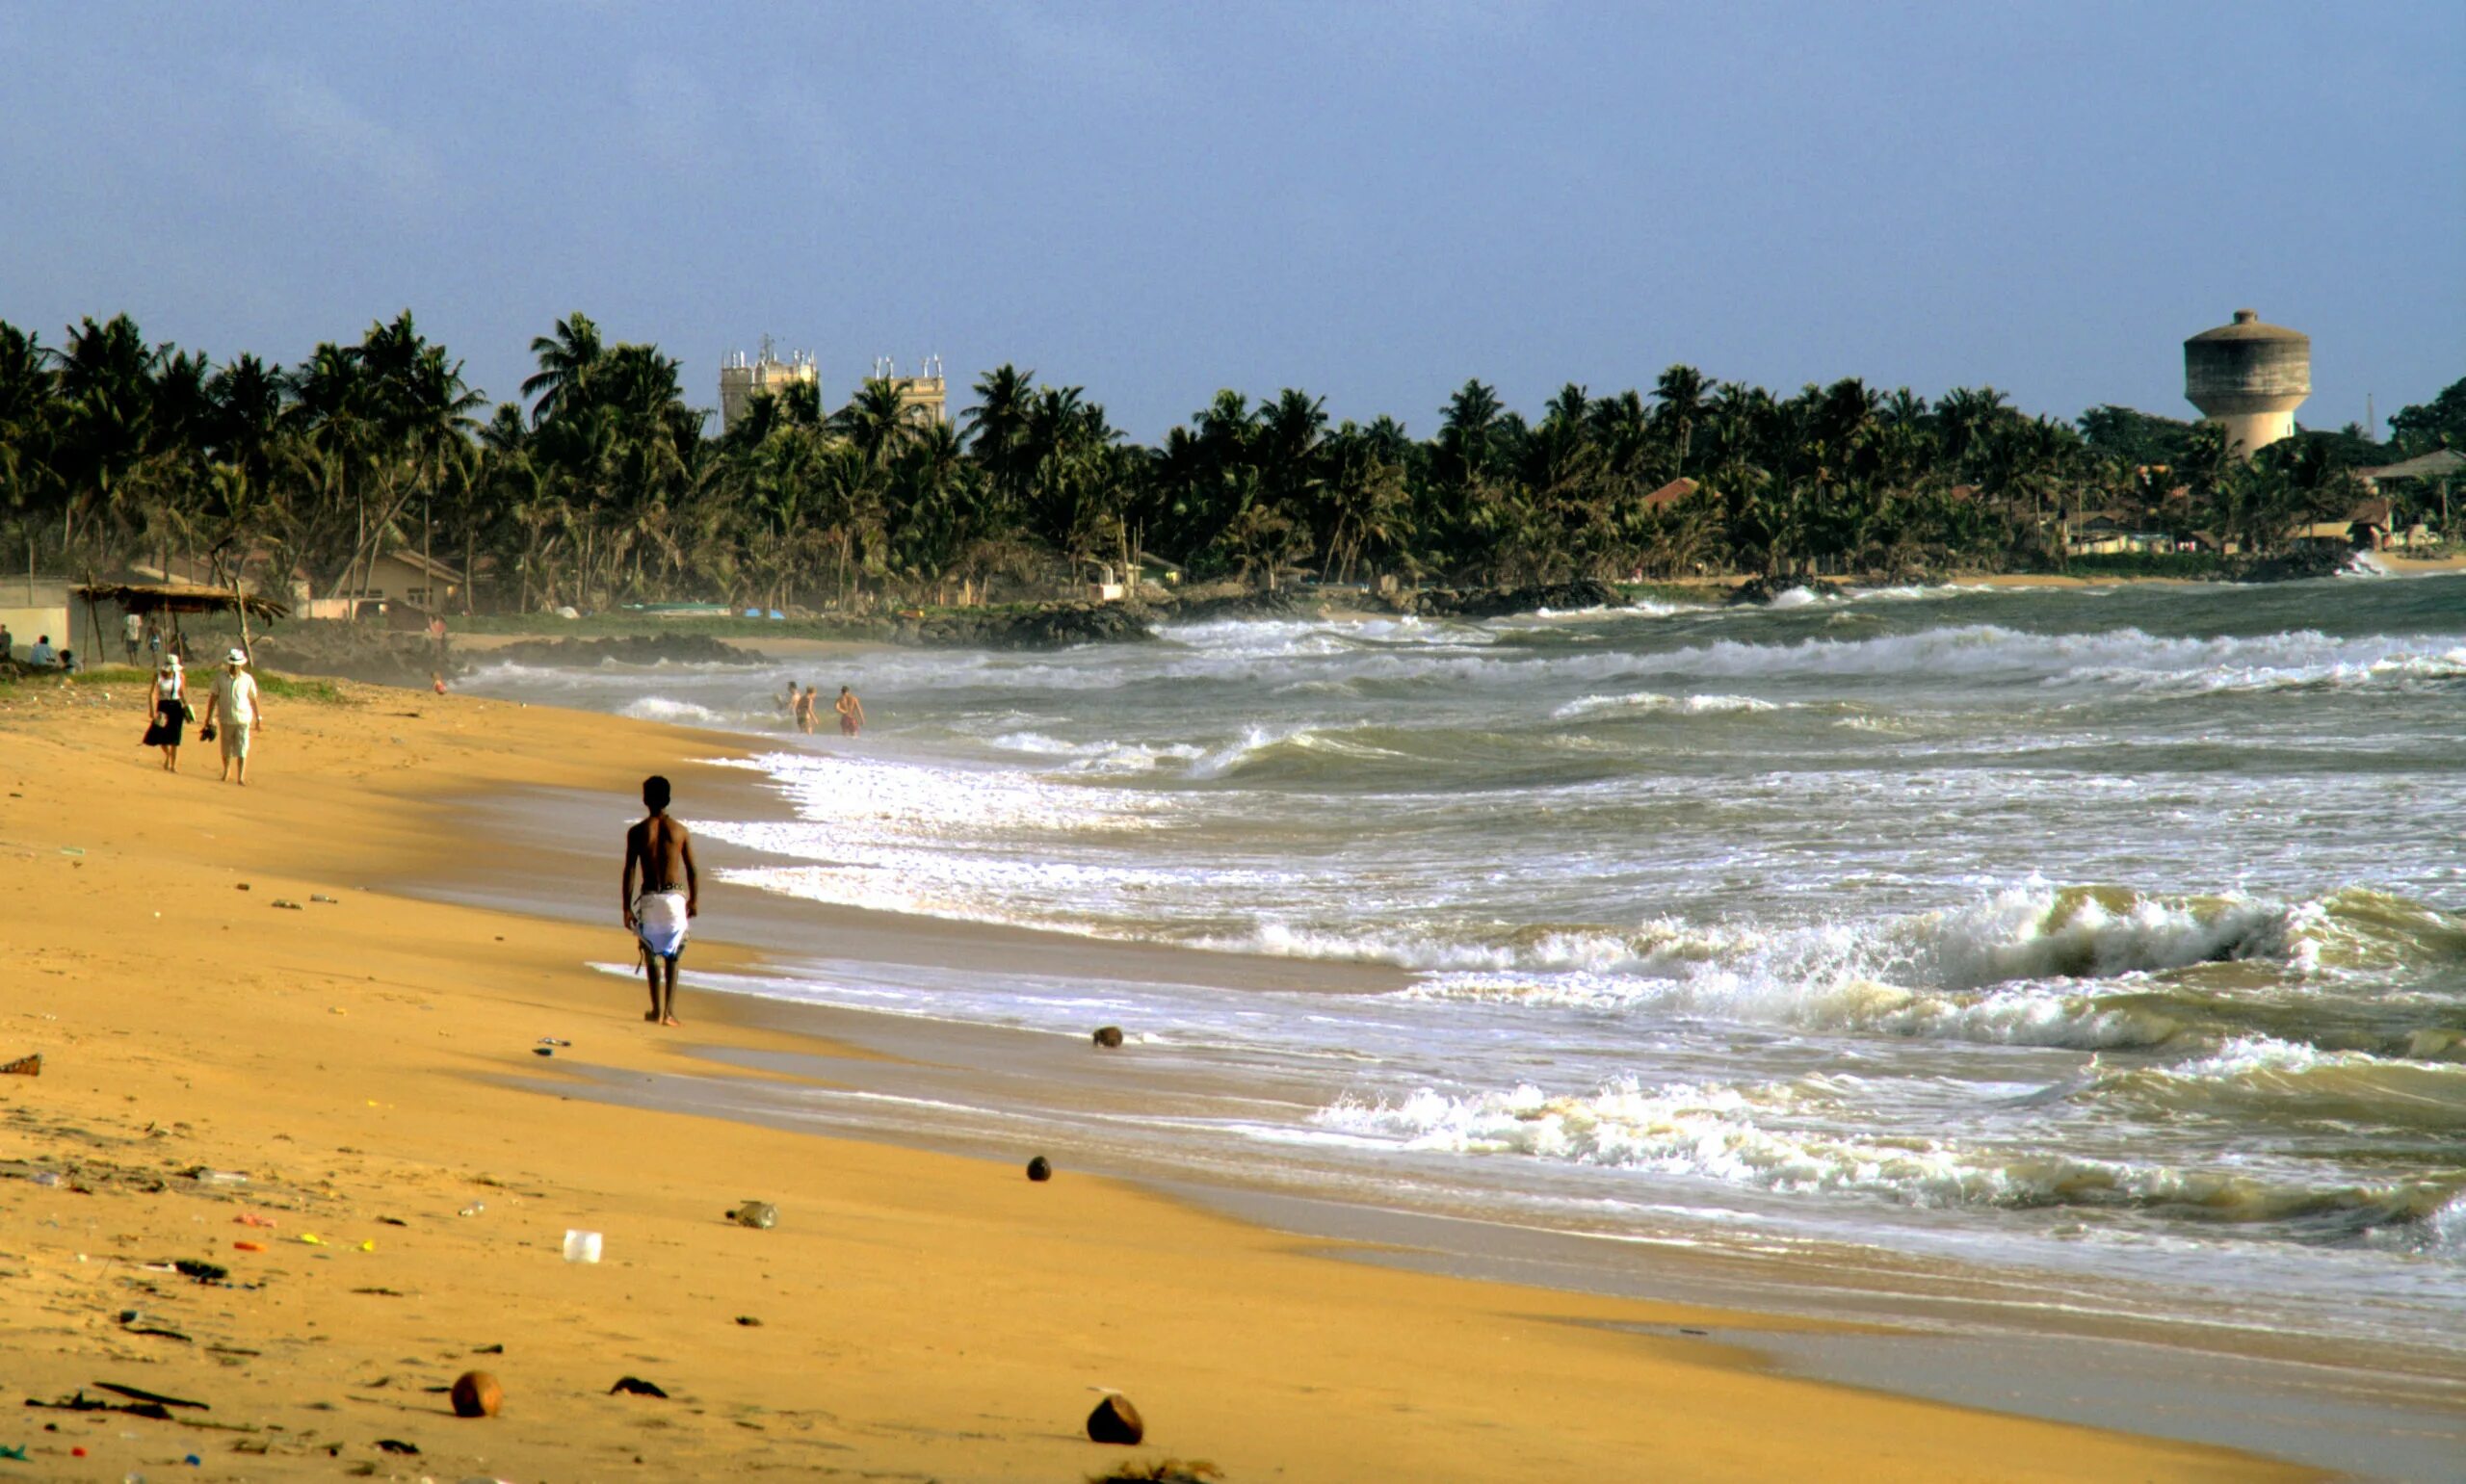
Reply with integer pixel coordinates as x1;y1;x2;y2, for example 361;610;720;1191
141;656;187;770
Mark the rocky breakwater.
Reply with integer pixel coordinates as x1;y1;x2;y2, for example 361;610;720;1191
482;633;768;668
1161;587;1315;621
893;602;1154;650
1401;578;1621;619
1725;574;1848;606
249;622;453;689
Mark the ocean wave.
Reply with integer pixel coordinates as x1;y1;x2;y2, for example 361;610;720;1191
1551;690;1782;719
1368;885;2460;1051
2082;1035;2466;1133
1624;623;2466;696
616;695;736;727
1311;1076;2465;1227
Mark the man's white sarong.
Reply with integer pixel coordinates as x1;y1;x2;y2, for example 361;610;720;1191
634;891;689;959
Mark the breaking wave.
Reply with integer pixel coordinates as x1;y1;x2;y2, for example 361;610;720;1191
1552;690;1783;719
1312;1076;2466;1235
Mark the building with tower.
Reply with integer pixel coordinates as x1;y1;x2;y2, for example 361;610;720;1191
873;356;949;427
718;338;819;432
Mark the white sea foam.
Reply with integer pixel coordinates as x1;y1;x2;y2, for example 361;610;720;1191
617;695;735;726
1552;690;1782;719
1309;1075;2343;1214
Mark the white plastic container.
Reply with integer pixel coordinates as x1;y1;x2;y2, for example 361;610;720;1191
561;1229;603;1263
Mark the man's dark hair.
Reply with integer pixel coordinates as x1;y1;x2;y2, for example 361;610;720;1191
643;775;672;811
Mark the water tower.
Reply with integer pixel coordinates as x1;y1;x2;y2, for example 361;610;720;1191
2184;308;2308;456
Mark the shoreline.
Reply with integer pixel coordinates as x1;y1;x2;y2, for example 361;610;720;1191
420;773;2466;1476
0;673;2351;1479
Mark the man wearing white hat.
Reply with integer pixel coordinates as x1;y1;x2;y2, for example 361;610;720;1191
198;647;266;786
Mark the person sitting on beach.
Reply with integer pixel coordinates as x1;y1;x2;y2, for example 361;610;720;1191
197;648;265;786
621;774;698;1028
142;657;187;771
835;685;865;737
27;635;53;667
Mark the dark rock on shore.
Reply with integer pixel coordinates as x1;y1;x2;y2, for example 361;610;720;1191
1164;587;1314;621
1726;574;1845;606
894;603;1154;650
485;632;767;667
1405;579;1619;619
249;623;451;688
2232;546;2353;584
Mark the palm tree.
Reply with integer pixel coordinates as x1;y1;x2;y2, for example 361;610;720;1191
49;314;169;564
832;377;922;469
522;312;604;427
1653;364;1709;473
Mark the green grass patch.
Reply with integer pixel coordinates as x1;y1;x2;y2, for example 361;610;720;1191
67;664;153;686
1614;581;1708;605
254;673;347;704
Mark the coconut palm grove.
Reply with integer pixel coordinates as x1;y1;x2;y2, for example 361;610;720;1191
2;310;2458;613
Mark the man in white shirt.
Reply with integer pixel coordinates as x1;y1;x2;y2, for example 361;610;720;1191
198;647;267;786
27;635;54;666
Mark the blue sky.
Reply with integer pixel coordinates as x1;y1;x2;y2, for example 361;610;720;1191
4;2;2459;440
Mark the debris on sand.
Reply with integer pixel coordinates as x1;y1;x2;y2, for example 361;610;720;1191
1088;1460;1222;1483
449;1370;503;1419
1027;1156;1053;1183
728;1200;777;1230
1092;1026;1125;1049
608;1376;669;1398
1087;1393;1144;1445
0;1053;40;1076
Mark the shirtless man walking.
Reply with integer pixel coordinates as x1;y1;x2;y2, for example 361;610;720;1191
620;774;698;1027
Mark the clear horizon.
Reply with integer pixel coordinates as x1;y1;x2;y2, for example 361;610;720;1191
3;1;2459;440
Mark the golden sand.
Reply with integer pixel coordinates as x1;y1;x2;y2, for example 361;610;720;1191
0;671;2310;1480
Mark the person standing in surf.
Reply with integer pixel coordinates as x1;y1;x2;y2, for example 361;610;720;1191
835;685;865;737
621;774;698;1028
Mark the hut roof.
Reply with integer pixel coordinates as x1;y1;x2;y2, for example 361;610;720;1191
2360;448;2465;482
73;583;289;620
1640;478;1700;511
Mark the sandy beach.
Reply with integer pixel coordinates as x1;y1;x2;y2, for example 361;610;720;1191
0;668;2322;1481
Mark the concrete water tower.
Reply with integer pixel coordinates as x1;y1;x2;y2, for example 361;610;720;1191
2184;308;2309;456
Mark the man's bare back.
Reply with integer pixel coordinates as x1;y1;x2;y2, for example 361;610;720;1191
620;775;698;1028
624;814;694;896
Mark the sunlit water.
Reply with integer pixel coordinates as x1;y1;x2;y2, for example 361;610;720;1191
467;574;2466;1361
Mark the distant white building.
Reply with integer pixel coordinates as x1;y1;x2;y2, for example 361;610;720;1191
718;337;819;431
874;355;949;426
